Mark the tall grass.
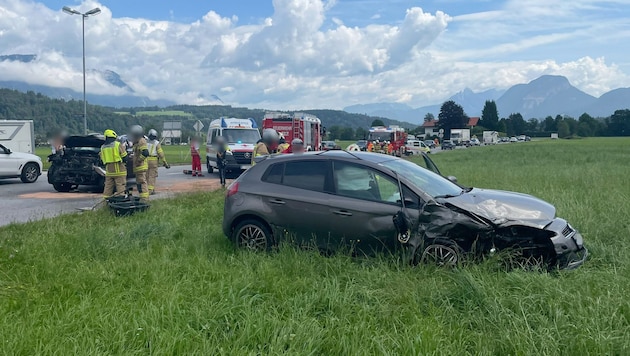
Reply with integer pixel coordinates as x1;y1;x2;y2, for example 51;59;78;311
2;138;629;354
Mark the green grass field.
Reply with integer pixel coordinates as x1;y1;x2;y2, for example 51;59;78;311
113;110;193;117
4;138;630;354
36;145;194;170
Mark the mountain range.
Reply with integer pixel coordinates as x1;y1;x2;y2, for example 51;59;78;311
346;75;630;123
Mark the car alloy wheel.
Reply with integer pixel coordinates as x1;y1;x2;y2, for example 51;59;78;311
21;163;39;183
234;220;273;251
419;241;461;267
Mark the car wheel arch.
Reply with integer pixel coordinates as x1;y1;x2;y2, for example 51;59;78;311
230;213;273;237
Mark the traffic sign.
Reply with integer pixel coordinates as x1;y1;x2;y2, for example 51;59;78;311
193;120;204;132
438;133;444;138
438;128;444;134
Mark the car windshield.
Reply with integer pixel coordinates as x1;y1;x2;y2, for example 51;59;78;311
379;159;463;199
222;129;261;144
368;132;392;141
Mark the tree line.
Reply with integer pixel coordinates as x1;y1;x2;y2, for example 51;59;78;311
0;89;407;143
414;99;630;139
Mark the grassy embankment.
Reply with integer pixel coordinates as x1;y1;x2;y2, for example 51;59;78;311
2;138;629;353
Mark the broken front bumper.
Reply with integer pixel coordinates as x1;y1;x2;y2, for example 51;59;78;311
547;218;588;269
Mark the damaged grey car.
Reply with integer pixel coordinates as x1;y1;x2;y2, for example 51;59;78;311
223;151;587;270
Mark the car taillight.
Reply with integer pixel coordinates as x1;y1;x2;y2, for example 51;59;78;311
226;182;239;197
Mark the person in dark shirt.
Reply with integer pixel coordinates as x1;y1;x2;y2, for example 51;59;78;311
215;136;230;187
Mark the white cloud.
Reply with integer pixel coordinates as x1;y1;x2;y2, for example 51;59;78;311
0;0;628;110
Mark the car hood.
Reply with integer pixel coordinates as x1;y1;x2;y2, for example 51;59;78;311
443;188;556;228
64;135;105;148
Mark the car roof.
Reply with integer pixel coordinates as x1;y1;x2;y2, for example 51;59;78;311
257;150;399;165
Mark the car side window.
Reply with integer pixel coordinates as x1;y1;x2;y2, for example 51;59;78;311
283;161;328;192
262;163;284;185
333;161;400;204
210;129;218;144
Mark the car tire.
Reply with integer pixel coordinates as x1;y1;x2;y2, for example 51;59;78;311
53;182;72;192
415;239;463;267
232;219;274;252
20;162;40;183
207;159;213;174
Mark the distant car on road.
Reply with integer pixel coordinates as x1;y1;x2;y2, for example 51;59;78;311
322;141;337;150
423;140;436;149
510;136;518;143
469;138;481;146
405;140;431;155
355;140;368;151
0;143;42;183
441;140;456;150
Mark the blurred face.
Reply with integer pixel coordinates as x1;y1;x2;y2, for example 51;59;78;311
294;144;305;153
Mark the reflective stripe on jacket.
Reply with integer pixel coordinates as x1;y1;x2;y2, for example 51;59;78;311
133;138;149;172
100;141;127;177
147;139;165;162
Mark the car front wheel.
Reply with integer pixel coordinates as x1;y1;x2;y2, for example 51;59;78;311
20;163;40;183
416;239;463;267
233;219;274;251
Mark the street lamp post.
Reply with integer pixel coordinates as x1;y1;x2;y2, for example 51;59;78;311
62;6;101;135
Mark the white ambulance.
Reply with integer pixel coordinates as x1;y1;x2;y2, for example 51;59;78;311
206;117;261;173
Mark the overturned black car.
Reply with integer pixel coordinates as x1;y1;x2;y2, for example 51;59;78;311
223;151;588;270
48;135;133;192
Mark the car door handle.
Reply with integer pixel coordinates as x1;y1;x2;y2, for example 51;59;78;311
269;199;286;205
333;210;353;216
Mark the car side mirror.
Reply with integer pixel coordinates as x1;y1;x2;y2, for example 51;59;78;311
447;176;458;183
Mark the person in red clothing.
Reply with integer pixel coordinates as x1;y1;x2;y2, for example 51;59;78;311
190;137;203;177
282;138;305;154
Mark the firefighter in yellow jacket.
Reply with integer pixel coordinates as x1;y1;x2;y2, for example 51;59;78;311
251;129;279;166
100;129;128;199
146;129;170;195
130;125;150;202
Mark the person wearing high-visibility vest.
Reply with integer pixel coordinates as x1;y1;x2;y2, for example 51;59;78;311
130;125;150;202
251;129;279;166
146;129;171;195
100;129;128;199
276;137;290;153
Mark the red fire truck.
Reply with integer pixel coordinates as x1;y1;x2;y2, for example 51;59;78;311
368;125;408;156
263;112;322;151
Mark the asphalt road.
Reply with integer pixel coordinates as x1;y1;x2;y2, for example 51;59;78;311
0;165;225;227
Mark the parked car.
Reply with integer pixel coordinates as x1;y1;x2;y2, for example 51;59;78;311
355;140;368;151
509;136;518;143
405;140;431;155
223;151;587;270
47;135;133;192
469;138;481;146
322;141;337;150
0;143;42;183
441;140;456;150
423;140;436;149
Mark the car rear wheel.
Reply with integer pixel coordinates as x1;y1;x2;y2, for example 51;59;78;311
416;239;463;267
233;219;273;251
20;163;40;183
53;182;72;192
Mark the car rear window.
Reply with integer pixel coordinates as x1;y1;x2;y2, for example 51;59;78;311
262;160;328;192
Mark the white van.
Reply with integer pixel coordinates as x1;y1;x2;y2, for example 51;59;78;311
405;140;431;155
206;117;261;173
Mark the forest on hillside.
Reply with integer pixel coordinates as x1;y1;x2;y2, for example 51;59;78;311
0;89;408;142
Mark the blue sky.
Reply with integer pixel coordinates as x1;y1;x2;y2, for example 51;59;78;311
1;0;629;109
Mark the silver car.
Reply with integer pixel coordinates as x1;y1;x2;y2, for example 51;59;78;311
223;151;587;269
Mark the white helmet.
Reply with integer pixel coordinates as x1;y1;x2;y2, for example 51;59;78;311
148;129;158;140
